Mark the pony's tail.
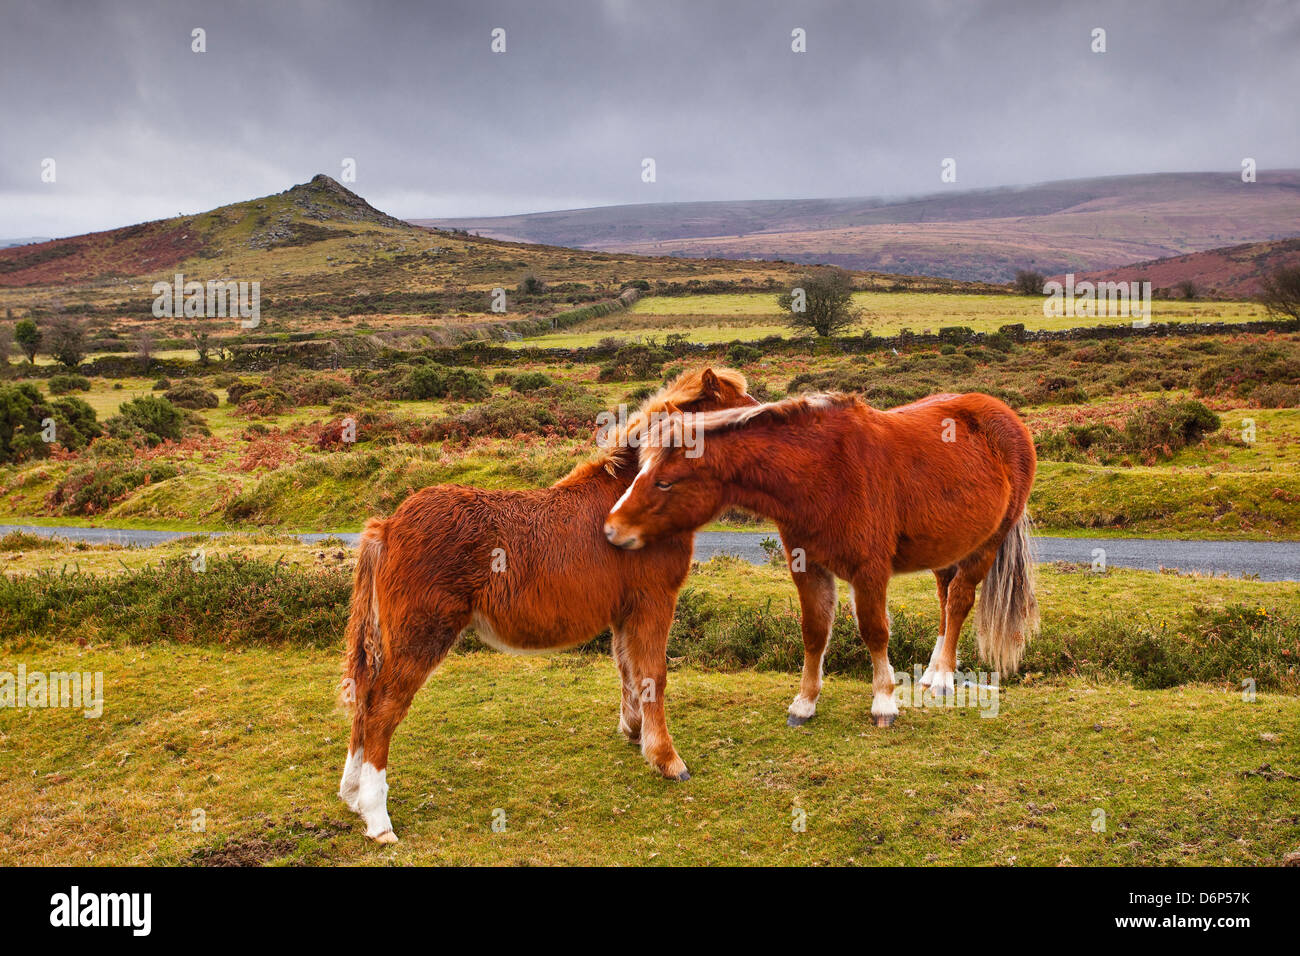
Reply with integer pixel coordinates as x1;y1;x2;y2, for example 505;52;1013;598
342;519;386;744
976;511;1040;675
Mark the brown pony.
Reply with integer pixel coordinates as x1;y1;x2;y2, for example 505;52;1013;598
340;367;756;841
604;391;1039;730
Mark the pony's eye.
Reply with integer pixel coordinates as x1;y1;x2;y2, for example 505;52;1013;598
655;480;673;491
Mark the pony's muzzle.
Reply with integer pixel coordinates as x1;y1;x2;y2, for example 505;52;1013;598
604;522;642;550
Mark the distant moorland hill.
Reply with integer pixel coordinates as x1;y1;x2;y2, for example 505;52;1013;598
418;171;1300;286
1059;237;1300;299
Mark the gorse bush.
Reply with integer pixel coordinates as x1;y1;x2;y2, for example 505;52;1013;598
163;381;220;409
424;383;605;440
510;371;553;393
0;556;349;647
46;459;181;515
0;383;101;463
105;395;186;446
598;343;672;382
1122;399;1220;460
399;364;490;401
47;373;91;395
1036;399;1221;464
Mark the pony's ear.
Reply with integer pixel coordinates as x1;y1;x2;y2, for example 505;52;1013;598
663;400;681;414
701;367;722;398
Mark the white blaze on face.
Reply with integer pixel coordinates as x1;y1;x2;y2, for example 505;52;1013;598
609;460;652;518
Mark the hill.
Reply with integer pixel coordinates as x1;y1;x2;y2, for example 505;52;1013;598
417;171;1300;284
0;176;992;353
1060;237;1300;299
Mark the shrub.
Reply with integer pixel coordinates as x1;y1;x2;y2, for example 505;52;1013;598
47;373;91;395
598;343;673;382
163;381;220;409
1122;400;1220;460
46;459;181;515
1251;382;1300;408
152;377;172;391
0;383;101;462
726;344;763;365
510;371;553;393
105;395;186;446
399;364;491;401
425;384;604;440
225;380;259;405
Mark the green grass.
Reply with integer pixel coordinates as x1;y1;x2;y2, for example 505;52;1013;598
515;292;1269;347
1;646;1296;865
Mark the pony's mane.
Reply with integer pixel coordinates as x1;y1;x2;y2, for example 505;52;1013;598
638;392;858;470
568;366;750;480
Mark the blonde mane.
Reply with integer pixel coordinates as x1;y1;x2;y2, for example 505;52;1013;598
637;392;857;470
560;366;750;482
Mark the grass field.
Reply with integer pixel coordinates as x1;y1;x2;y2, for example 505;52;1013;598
2;647;1296;866
510;292;1269;348
1;537;1296;866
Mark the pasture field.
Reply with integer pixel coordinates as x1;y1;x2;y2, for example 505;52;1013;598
512;292;1269;348
1;541;1297;866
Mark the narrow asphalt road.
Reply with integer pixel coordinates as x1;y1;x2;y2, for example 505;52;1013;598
2;525;1297;581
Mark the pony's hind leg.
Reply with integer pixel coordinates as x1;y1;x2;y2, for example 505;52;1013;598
850;576;898;728
787;561;837;726
611;626;642;744
928;551;996;697
355;618;463;842
922;566;958;689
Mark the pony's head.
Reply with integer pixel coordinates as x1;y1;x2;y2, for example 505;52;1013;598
603;412;730;550
593;366;756;474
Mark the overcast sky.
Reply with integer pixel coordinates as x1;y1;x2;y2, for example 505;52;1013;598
3;0;1298;238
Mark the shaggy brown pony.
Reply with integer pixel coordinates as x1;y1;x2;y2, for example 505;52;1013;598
340;367;756;841
605;391;1039;730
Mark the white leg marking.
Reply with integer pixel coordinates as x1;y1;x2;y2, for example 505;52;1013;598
871;690;900;718
358;762;396;842
339;747;364;812
921;634;946;687
788;695;817;719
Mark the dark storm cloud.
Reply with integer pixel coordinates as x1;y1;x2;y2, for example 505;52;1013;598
2;0;1298;236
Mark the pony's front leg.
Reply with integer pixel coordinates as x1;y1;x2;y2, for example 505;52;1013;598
622;603;690;780
786;559;837;726
850;577;898;728
611;626;642;744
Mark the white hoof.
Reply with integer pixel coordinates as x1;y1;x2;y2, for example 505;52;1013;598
370;829;399;844
928;670;956;697
871;691;899;727
788;695;817;719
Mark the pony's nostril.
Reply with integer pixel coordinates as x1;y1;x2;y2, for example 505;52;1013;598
604;524;616;541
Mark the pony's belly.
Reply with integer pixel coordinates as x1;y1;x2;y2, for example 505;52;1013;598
892;515;1006;573
467;609;605;656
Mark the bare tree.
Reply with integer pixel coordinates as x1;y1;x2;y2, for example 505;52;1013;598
1013;270;1046;295
136;328;156;373
1259;265;1300;321
777;268;862;337
191;325;212;365
45;313;87;368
